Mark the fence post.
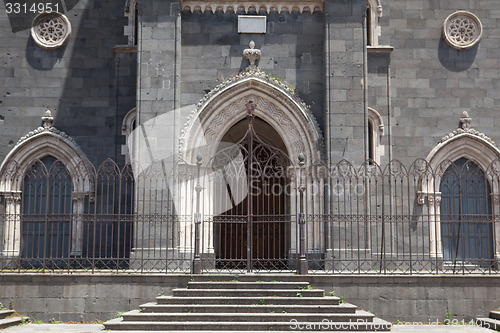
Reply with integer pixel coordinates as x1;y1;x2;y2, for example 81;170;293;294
192;154;203;274
297;153;308;275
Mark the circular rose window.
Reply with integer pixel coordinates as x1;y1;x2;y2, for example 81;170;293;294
31;12;71;49
443;11;482;50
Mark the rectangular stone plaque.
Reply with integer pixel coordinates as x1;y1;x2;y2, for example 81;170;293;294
238;15;267;34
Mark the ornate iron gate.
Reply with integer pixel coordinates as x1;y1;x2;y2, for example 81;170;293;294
198;101;294;272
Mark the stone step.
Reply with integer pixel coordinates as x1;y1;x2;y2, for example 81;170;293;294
104;317;392;331
121;309;375;323
156;296;340;305
140;302;357;314
490;310;500;321
0;316;23;330
187;281;310;290
476;317;500;330
0;310;15;320
172;288;325;297
104;280;390;332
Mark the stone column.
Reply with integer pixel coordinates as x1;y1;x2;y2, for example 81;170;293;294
70;192;86;256
427;192;443;259
491;194;500;268
2;191;21;258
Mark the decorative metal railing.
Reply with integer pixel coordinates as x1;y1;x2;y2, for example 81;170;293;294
0;155;499;274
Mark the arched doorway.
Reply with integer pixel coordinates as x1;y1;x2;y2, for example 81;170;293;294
210;103;292;270
179;70;324;272
440;158;494;268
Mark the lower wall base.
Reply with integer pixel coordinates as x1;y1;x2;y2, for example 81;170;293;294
0;274;498;323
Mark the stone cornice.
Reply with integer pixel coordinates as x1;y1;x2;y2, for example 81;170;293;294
180;0;323;13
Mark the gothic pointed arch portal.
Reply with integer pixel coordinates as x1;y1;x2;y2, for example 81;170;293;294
180;70;324;271
211;105;292;270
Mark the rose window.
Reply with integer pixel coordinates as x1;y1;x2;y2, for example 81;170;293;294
31;13;71;49
443;11;482;50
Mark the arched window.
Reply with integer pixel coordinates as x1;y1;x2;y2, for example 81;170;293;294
419;112;500;268
440;158;494;267
0;111;91;262
122;108;137;162
21;156;72;266
366;0;382;46
124;0;138;46
367;107;384;165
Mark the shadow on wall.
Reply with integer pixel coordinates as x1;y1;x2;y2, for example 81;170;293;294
438;35;478;72
25;38;67;70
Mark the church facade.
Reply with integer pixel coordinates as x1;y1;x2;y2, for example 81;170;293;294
0;0;499;274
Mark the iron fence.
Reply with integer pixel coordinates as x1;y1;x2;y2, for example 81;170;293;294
0;154;499;274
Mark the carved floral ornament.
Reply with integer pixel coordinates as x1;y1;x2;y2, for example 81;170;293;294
439;111;495;146
443;11;482;50
31;12;71;49
17;110;77;147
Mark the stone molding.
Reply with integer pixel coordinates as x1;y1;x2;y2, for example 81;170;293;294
180;0;323;13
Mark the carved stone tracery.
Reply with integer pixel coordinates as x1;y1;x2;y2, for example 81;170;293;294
31;12;71;49
443;11;482;50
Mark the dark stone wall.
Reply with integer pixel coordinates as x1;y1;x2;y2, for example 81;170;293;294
0;0;136;166
180;10;325;127
370;0;500;165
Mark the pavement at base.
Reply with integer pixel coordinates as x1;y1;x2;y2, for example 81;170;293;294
1;323;494;333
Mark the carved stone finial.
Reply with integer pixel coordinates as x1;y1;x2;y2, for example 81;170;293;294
243;40;261;69
42;110;54;128
439;111;496;146
460;111;472;129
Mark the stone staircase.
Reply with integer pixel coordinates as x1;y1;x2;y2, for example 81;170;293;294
477;310;500;330
0;310;22;329
104;280;391;331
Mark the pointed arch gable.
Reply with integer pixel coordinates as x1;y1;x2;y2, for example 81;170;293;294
421;112;500;192
0;123;91;194
180;70;323;166
425;133;500;175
